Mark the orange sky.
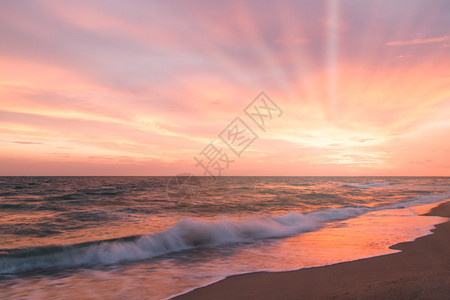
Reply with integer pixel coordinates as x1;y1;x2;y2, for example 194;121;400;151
0;0;449;176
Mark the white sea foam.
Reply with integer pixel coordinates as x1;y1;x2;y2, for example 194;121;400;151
346;182;394;189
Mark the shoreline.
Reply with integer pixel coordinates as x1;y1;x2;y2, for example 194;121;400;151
174;200;450;299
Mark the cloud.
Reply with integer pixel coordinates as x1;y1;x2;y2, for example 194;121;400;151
13;141;43;145
386;36;449;46
274;38;309;45
395;54;413;59
1;0;450;175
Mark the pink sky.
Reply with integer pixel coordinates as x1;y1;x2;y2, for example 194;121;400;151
0;0;449;176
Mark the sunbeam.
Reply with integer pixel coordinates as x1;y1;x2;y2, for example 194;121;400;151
0;0;449;175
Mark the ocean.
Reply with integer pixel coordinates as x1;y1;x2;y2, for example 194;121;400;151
0;176;449;299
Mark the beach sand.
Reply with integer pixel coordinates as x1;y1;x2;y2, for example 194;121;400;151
175;201;450;299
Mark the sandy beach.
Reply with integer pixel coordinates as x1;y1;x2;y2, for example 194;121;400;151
175;201;450;300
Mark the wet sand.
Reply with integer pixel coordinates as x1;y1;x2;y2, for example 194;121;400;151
174;201;450;299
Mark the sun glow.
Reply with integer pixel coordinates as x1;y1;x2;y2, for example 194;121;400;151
0;0;449;175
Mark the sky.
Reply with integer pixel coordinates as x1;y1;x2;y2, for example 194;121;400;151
0;0;449;176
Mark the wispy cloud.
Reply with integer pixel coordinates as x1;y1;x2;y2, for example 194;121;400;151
386;36;449;46
395;54;413;59
13;141;43;145
274;38;309;45
0;0;449;175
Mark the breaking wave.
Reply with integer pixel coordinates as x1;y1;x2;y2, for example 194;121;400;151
1;194;448;275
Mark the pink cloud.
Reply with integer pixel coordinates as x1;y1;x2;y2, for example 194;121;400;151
1;0;450;175
386;36;449;46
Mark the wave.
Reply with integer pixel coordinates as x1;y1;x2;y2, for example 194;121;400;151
1;194;448;275
342;182;395;189
385;193;450;209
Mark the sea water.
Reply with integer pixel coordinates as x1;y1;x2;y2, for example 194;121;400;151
0;176;448;299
